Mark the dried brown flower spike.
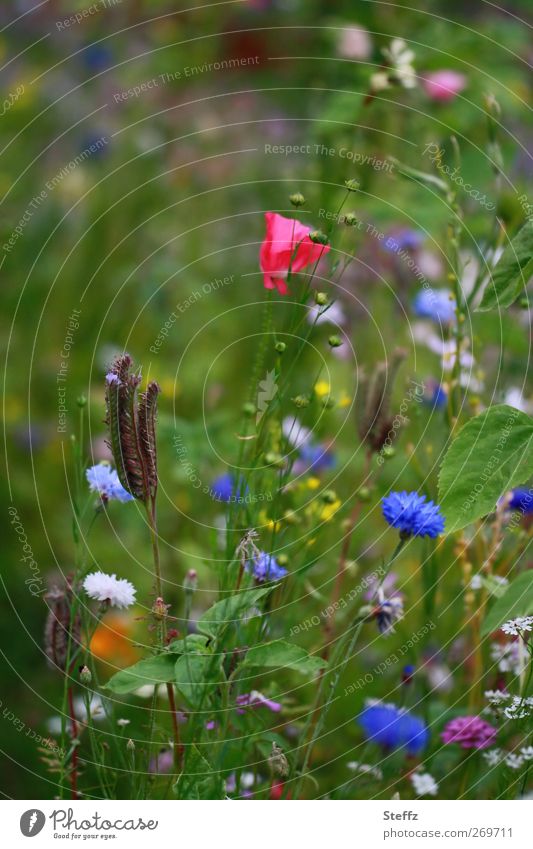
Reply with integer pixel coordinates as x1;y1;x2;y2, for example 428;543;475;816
358;347;407;453
105;354;160;503
44;580;81;673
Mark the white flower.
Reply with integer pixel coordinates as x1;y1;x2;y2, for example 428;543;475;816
410;771;438;796
483;748;503;767
282;417;312;449
470;574;483;590
520;746;533;761
117;718;130;727
501;616;533;636
503;696;533;720
83;571;136;609
347;761;383;780
490;641;523;676
504;753;525;770
307;300;346;327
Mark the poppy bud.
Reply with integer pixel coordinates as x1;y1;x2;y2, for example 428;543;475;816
289;192;305;207
309;230;329;245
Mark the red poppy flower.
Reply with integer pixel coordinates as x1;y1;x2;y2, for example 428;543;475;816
260;212;330;295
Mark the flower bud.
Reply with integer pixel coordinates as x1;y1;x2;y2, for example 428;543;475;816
152;597;170;620
289;192;305;207
322;489;337;504
275;341;286;353
76;395;87;408
292;394;310;408
127;738;135;752
357;486;371;502
309;230;329;246
344;212;358;226
328;335;342;348
79;665;92;685
184;569;197;594
345;178;360;192
314;291;328;305
382;445;396;460
242;402;256;417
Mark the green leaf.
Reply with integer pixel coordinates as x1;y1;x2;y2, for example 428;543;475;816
173;746;223;799
477;218;533;311
197;586;271;639
438;405;533;532
481;572;533;637
167;634;210;653
174;653;221;709
103;654;176;695
242;639;327;676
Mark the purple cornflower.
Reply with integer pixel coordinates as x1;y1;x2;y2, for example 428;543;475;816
357;701;429;755
236;691;282;714
246;551;287;583
422;380;447;410
441;716;497;750
413;288;456;324
86;463;134;503
382;491;445;538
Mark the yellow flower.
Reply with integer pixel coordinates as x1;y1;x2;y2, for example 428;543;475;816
307;476;321;490
338;391;351;408
314;380;330;398
320;499;342;522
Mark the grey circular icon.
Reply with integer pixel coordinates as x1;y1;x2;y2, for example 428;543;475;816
20;810;46;837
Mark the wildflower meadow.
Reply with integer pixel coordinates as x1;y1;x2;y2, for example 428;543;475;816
2;0;533;824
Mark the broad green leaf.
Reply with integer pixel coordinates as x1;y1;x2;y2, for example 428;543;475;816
103;654;176;695
167;634;210;653
481;572;533;637
477;218;533;311
197;586;271;639
438;405;533;532
174;653;221;708
242;639;327;676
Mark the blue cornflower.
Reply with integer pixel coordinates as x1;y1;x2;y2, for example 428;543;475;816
247;551;287;583
298;442;335;474
413;288;456;324
86;463;133;503
422;380;447;410
508;488;533;514
382;491;445;538
383;229;424;253
357;701;429;755
211;473;247;502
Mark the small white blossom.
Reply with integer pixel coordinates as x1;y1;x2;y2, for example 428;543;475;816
503;696;533;720
347;761;383;780
470;574;483;590
117;718;130;727
410;771;438;797
501;616;533;637
520;746;533;761
83;571;136;609
483;748;503;767
504;753;525;770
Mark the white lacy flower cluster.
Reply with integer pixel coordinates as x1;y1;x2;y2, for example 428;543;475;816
483;746;533;770
501;616;533;636
485;690;533;720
